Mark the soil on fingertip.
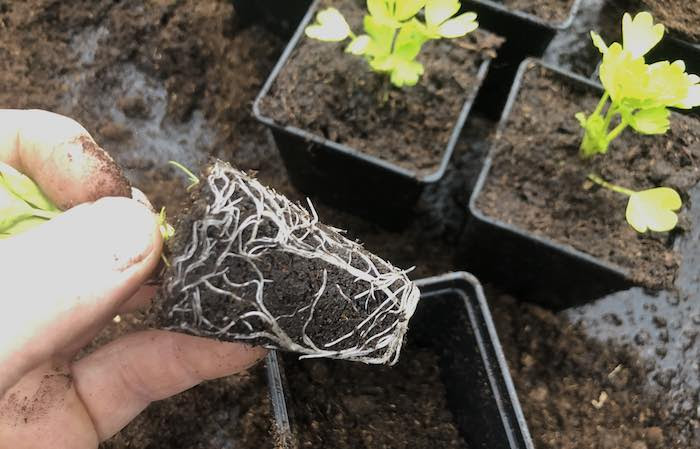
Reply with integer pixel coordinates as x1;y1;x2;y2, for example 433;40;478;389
258;0;501;177
475;61;700;290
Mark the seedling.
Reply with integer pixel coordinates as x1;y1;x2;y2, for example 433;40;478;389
0;161;60;238
576;12;700;233
305;0;478;87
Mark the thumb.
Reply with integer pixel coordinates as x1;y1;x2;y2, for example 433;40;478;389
0;197;162;395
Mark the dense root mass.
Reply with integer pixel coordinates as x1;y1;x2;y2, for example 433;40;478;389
156;160;420;364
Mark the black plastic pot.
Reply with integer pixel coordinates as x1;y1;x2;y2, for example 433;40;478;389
463;58;635;310
265;272;535;449
463;0;582;119
253;0;491;229
230;0;312;38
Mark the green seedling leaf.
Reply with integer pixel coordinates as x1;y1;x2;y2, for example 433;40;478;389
590;31;608;54
346;35;372;55
626;187;681;233
622;12;664;58
0;186;34;233
437;12;478;38
425;0;460;28
0;216;46;238
629;107;669;134
305;8;352;42
390;59;424;87
158;207;175;241
307;0;476;88
0;161;58;211
169;160;200;190
578;12;699;156
395;0;427;21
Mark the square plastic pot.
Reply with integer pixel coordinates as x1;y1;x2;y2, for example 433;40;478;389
463;0;583;119
463;58;634;310
264;271;535;449
253;0;491;229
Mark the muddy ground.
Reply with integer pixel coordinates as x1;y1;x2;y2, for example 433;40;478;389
0;0;697;447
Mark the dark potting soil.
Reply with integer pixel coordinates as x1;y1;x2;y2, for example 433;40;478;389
489;0;577;24
475;62;700;290
490;291;694;449
637;0;700;43
2;1;697;448
283;351;468;449
281;296;481;449
258;0;501;177
154;168;408;358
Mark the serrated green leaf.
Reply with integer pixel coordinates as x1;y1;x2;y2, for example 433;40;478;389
305;8;352;42
424;0;460;28
393;20;429;60
367;0;400;27
364;14;395;55
395;0;426;21
0;161;57;211
622;12;664;58
390;59;424;87
626;187;681;233
629;107;670;134
438;12;478;38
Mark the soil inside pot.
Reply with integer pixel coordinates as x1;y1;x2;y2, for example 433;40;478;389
281;296;483;449
475;61;700;289
489;0;577;24
636;0;700;44
258;0;501;177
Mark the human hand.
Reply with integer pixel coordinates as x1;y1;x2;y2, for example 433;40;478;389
0;110;267;448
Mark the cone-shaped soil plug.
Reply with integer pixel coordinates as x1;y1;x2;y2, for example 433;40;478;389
154;160;420;365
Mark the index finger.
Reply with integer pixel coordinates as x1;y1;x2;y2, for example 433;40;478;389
0;109;131;210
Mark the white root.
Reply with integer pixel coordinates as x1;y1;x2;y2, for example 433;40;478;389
163;161;420;365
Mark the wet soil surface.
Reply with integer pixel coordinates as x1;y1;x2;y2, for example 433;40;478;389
476;62;700;289
489;0;578;24
259;0;500;177
1;0;698;447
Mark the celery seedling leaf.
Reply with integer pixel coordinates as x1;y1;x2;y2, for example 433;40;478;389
425;0;460;28
0;186;34;232
438;12;478;38
0;161;58;211
622;12;664;58
395;0;427;21
367;0;400;27
346;35;372;55
626;187;681;233
390;59;424;87
364;14;394;55
629;107;669;134
305;8;351;42
590;31;608;54
0;216;46;239
394;20;428;60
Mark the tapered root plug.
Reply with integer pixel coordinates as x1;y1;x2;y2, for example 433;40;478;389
154;160;420;365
